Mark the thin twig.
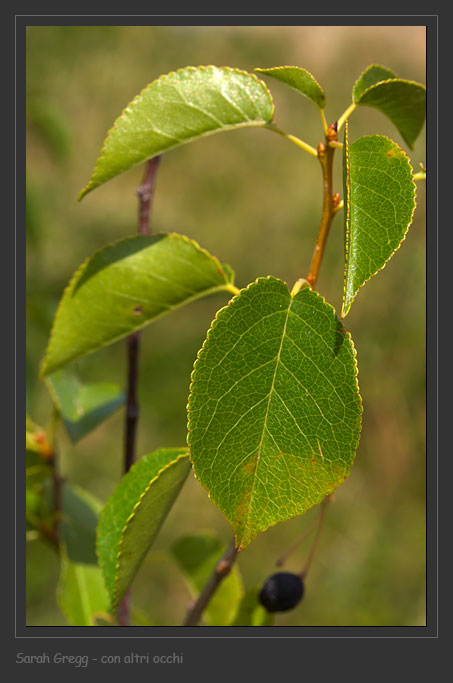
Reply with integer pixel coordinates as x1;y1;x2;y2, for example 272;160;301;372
182;540;238;626
299;497;330;579
124;331;140;475
275;513;321;567
123;156;161;476
137;156;161;235
119;156;161;625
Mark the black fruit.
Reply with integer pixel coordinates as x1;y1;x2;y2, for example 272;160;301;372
259;572;304;613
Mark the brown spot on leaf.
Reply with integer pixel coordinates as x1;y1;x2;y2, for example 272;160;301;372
133;305;143;315
243;456;259;473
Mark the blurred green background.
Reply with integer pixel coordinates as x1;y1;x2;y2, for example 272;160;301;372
26;25;426;626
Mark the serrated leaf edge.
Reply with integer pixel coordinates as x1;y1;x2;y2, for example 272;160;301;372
254;65;326;109
342;122;352;319
106;451;190;610
187;276;362;550
354;77;426;105
354;77;426;148
351;64;399;101
79;65;275;199
341;133;417;318
40;232;235;378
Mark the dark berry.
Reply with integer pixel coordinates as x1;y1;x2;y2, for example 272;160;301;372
259;572;304;613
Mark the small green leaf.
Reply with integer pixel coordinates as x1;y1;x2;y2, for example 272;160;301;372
231;586;274;626
97;448;191;610
58;551;111;626
26;449;52;488
41;233;236;377
342;125;416;317
255;66;325;110
26;455;52;527
188;277;362;550
352;65;425;148
79;66;274;199
58;485;110;626
352;64;397;101
45;369;125;443
171;533;244;626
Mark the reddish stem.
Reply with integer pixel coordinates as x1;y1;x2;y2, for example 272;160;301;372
306;124;338;288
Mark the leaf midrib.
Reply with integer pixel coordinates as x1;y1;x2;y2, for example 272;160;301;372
239;294;292;547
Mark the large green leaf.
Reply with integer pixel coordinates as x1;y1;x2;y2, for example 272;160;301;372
171;533;244;626
255;66;325;110
79;66;274;199
352;65;426;148
58;485;110;626
188;277;362;550
45;369;125;443
342;125;416;317
97;448;191;610
40;233;236;377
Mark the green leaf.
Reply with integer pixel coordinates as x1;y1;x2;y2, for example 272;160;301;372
26;449;52;488
352;65;426;148
352;64;397;101
58;551;111;626
58;485;110;626
45;369;125;443
97;448;191;610
171;533;244;626
26;457;52;527
255;66;325;110
342;125;416;317
231;586;274;626
40;233;236;377
79;66;274;199
188;277;362;550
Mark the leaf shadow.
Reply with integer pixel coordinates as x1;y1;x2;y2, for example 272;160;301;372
332;317;347;358
71;234;165;296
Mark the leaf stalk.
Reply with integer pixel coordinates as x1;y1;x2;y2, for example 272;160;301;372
337;102;357;131
266;124;318;158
